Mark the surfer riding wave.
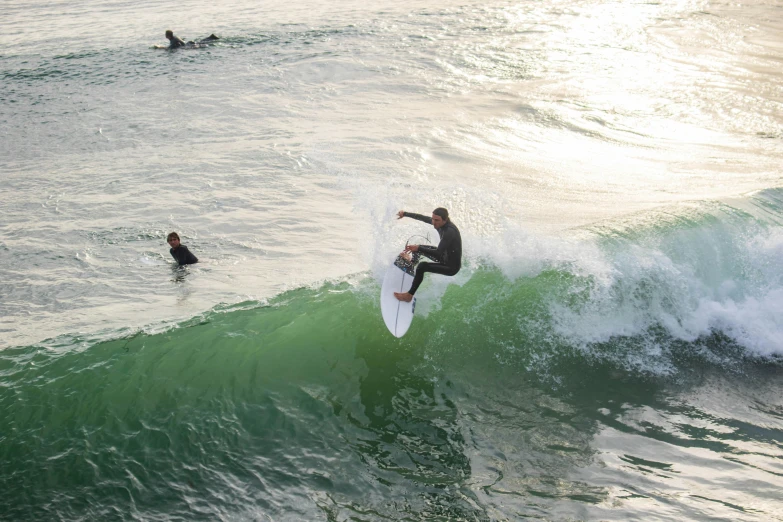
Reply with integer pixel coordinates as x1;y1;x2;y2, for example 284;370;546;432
394;208;461;302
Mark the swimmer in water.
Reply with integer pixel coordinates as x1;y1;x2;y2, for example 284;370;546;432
167;232;198;266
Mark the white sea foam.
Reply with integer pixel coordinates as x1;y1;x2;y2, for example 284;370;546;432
539;216;783;358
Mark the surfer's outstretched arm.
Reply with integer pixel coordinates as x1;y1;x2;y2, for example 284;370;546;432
397;210;432;224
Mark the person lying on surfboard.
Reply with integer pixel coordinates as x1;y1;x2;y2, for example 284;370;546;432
394;207;462;302
165;30;187;49
165;30;220;49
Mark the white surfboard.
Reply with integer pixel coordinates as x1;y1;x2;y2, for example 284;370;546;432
380;253;420;338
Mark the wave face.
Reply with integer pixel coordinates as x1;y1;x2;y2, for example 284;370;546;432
3;0;783;348
3;192;783;521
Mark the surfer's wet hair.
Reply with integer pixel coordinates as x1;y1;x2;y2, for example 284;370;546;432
433;208;449;221
165;30;173;38
167;232;180;242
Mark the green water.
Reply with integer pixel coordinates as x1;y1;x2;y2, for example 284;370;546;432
3;263;782;520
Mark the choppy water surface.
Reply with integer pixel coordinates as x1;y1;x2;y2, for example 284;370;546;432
2;0;782;520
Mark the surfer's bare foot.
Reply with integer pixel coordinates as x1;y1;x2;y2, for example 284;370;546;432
394;292;413;302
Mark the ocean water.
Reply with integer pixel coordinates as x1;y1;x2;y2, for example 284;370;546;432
2;0;782;520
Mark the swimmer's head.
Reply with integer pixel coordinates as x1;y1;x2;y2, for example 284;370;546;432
167;232;181;247
165;30;174;39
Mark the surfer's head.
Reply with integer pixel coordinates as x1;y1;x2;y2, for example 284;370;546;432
167;231;181;248
165;30;174;39
431;207;449;229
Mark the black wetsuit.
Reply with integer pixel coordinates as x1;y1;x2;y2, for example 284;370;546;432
403;212;462;295
170;245;198;265
169;34;219;49
168;35;186;49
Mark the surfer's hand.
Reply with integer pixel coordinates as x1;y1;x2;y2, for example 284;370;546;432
405;244;419;253
397;210;405;219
